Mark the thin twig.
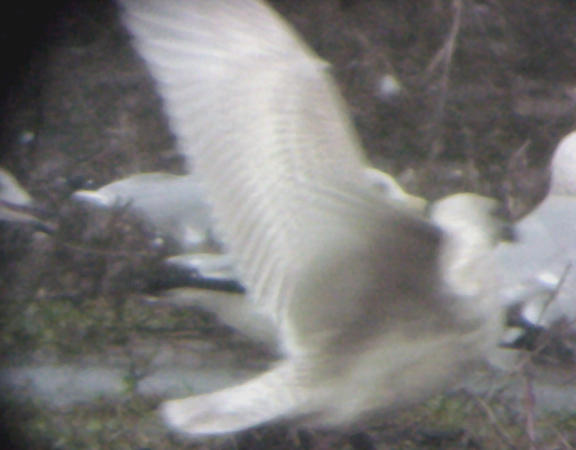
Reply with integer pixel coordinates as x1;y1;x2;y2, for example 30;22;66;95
472;394;517;450
425;0;463;162
523;373;537;448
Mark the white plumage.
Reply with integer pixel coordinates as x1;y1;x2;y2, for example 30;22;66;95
120;0;504;435
73;172;215;250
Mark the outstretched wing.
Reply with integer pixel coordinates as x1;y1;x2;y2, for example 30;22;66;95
119;0;443;324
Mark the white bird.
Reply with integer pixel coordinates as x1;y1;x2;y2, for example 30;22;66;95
0;167;48;228
120;0;504;435
493;131;576;326
73;172;215;250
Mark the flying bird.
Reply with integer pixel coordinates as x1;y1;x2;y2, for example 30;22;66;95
120;0;504;435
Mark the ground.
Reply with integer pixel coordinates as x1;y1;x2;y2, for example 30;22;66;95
0;0;575;448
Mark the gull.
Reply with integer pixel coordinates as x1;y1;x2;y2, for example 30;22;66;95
72;166;420;252
0;167;51;231
73;172;215;250
493;131;576;326
120;0;504;435
363;166;426;212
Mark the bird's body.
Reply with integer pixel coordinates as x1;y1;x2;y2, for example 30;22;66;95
120;0;504;435
73;172;214;250
494;131;576;325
